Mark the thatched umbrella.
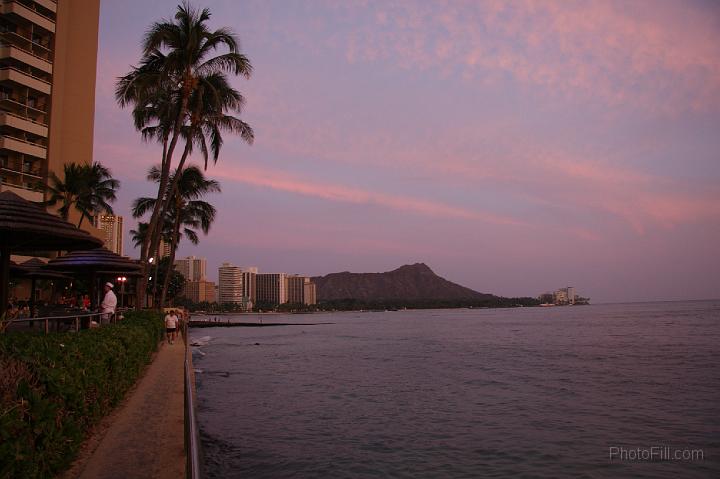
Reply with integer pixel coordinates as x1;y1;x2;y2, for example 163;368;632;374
45;248;142;308
0;191;103;316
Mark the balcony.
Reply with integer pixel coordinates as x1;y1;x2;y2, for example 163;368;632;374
0;160;41;177
0;133;46;158
0;110;47;136
0;96;48;123
33;0;56;14
0;66;51;94
0;43;52;74
1;1;55;33
0;31;52;62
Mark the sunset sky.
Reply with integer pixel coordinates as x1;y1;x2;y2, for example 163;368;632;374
95;0;720;303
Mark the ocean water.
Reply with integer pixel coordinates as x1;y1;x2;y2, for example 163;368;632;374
192;301;720;478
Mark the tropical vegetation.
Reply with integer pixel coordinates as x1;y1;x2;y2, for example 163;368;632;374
42;162;120;227
0;311;163;478
133;165;220;308
116;2;253;307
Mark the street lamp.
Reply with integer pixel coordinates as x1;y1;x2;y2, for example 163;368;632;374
116;276;127;308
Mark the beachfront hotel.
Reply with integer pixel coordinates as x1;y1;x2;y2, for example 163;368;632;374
240;266;257;306
0;0;100;231
218;263;257;309
287;274;317;305
96;214;123;255
218;262;244;305
175;255;206;282
257;272;288;306
181;279;216;304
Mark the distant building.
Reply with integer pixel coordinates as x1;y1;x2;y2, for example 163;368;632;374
158;239;172;259
175;256;206;281
303;281;317;306
218;262;243;305
148;239;171;260
553;289;567;305
240;267;257;309
566;287;576;305
257;273;287;306
286;275;305;304
543;286;583;305
287;275;317;305
96;214;123;255
182;280;216;303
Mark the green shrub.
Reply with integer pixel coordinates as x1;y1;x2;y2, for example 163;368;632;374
0;311;163;478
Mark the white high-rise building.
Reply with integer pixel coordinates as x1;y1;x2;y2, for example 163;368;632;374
96;214;123;255
218;262;243;305
566;287;576;305
175;256;206;281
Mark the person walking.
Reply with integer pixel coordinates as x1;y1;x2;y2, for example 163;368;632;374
164;310;179;345
99;282;117;325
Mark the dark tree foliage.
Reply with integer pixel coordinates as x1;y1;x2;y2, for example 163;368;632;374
147;257;185;302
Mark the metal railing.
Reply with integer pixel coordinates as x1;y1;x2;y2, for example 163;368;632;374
1;311;109;333
183;319;202;479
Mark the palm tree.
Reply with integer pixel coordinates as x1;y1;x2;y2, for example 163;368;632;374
43;162;119;227
133;165;220;308
43;163;86;222
116;2;252;272
79;163;121;227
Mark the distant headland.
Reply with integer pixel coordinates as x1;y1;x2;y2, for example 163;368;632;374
311;263;539;310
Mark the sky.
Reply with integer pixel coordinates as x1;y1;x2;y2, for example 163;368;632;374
94;0;720;303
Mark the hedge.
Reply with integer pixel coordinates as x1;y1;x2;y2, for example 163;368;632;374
0;311;164;478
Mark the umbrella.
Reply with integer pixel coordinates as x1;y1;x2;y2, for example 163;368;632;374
0;191;103;316
45;248;142;308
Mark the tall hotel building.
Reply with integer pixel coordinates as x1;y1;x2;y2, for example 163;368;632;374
0;0;101;231
303;281;316;306
181;279;216;304
175;256;206;282
96;214;123;255
287;275;317;305
218;262;243;305
177;256;217;304
256;273;287;306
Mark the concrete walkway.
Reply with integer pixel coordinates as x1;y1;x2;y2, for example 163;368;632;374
75;341;186;479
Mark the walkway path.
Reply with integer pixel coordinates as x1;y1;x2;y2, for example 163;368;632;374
75;341;186;479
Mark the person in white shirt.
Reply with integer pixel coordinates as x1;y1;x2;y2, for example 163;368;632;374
100;282;117;324
165;310;179;344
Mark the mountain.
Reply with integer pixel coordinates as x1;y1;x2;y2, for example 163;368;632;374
311;263;494;302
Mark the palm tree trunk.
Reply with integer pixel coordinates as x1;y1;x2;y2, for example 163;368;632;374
145;89;191;262
153;137;193;257
145;96;190;311
143;135;172;261
137;135;169;309
159;201;182;309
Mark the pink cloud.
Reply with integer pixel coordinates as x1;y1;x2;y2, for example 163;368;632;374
331;0;720;112
211;164;525;226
